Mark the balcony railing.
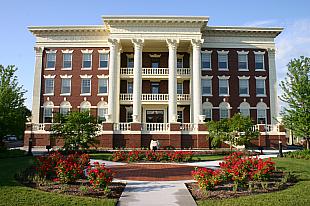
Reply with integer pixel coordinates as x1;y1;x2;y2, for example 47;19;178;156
114;123;131;131
120;93;191;102
142;123;170;131
180;123;197;131
120;68;191;77
32;123;46;131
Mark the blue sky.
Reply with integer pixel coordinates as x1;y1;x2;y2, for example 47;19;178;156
1;0;310;109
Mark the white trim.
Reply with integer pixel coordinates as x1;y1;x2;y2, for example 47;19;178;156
98;49;110;54
238;76;250;79
201;51;212;70
80;74;93;78
255;52;265;71
217;51;229;71
149;54;161;58
80;77;92;96
61;49;74;53
254;51;266;55
201;75;213;79
81;49;93;53
217;50;229;54
62;52;72;70
60;74;72;78
237;50;249;55
237;52;248;71
82;52;92;70
97;74;108;78
43;74;56;79
255;76;267;80
218;75;230;80
98;78;109;96
46;50;57;54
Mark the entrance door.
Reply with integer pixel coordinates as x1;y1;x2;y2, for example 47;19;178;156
146;110;164;123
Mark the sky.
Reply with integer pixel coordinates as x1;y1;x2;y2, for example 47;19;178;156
1;0;310;110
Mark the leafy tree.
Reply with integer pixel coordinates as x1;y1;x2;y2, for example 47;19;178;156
207;113;259;150
50;111;100;151
280;56;310;149
0;65;27;142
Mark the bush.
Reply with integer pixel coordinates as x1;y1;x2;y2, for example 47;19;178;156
87;162;114;190
284;149;310;159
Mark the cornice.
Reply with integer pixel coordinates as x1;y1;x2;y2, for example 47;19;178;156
28;25;107;36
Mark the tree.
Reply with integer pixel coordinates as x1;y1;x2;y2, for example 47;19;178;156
207;114;259;150
51;111;100;150
280;56;310;149
0;65;27;142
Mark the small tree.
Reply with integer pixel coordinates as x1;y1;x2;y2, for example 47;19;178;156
51;111;100;151
0;65;28;143
207;114;258;150
280;56;310;149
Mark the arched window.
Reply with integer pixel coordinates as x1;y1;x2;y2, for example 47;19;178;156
43;101;54;123
257;102;267;124
239;102;250;117
219;102;230;119
202;102;213;122
60;101;71;115
80;101;91;113
97;101;108;122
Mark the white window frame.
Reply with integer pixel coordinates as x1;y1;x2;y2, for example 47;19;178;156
80;101;91;113
254;51;265;71
60;75;72;96
202;102;213;121
177;82;183;95
255;76;267;97
97;76;108;96
177;54;184;69
177;110;184;123
99;50;109;70
97;101;108;122
238;76;250;97
237;51;249;71
219;102;230;119
61;50;73;70
45;50;57;70
217;50;229;71
201;76;212;96
82;53;92;70
127;81;133;94
126;106;133;123
201;51;212;70
43;75;56;96
238;102;250;117
42;101;54;123
59;101;71;116
218;76;230;96
80;75;92;96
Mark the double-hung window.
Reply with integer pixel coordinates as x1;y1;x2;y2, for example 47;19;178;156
61;78;71;95
81;78;91;95
201;52;211;70
98;78;108;94
43;107;53;123
98;107;108;122
219;79;229;96
218;52;228;70
177;57;183;68
127;82;133;93
99;53;109;68
257;108;266;124
63;53;72;68
238;53;248;70
239;79;249;96
127;57;134;68
202;79;212;96
255;53;265;70
203;108;212;122
256;79;266;96
177;83;183;94
46;53;56;69
83;53;92;68
44;78;54;95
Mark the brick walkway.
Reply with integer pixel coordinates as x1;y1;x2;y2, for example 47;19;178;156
110;164;197;181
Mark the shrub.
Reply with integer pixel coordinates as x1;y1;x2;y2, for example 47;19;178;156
112;151;127;162
34;151;63;178
87;162;114;190
283;149;310;159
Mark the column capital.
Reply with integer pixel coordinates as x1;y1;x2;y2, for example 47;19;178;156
108;38;120;47
34;47;44;56
166;39;179;50
267;48;276;54
132;39;144;48
191;39;204;48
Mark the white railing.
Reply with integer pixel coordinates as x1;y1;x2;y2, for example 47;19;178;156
177;94;191;101
253;124;279;132
120;68;133;75
180;123;197;131
120;93;133;101
177;68;191;75
143;68;168;75
142;123;170;131
114;123;131;131
141;94;169;101
32;123;46;131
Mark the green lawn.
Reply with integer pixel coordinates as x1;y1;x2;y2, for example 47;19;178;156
90;153;113;161
0;154;116;206
198;158;310;206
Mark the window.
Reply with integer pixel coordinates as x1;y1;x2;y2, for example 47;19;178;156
219;102;230;119
177;83;183;94
239;79;249;96
99;53;109;68
80;101;91;113
44;78;54;95
255;54;264;70
60;107;70;115
151;82;160;94
201;52;211;69
218;53;228;70
61;78;71;95
83;53;92;68
46;53;56;68
177;111;183;123
151;58;160;68
238;54;248;70
98;79;108;94
239;102;250;117
202;79;212;96
177;57;183;68
43;107;52;123
127;82;133;93
98;107;108;122
81;78;91;95
202;102;213;122
126;108;133;123
257;109;266;124
127;57;134;68
63;53;72;68
219;79;229;96
256;79;266;96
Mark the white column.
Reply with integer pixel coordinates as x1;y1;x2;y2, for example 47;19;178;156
167;39;178;123
115;46;122;123
132;39;144;122
268;48;278;125
191;39;204;124
189;50;194;123
31;46;44;123
107;39;119;122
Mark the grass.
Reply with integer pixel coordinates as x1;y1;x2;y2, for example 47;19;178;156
0;155;116;206
89;152;225;162
197;158;310;206
0;149;26;159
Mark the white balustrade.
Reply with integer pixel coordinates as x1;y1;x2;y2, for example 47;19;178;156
120;93;133;101
120;68;133;75
120;68;191;76
114;123;131;131
141;94;169;101
177;94;191;101
177;68;191;75
32;123;46;131
143;68;168;75
180;123;197;131
142;123;169;131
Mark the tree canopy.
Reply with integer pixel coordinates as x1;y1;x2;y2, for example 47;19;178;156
207;113;259;149
0;65;28;141
51;111;100;150
280;56;310;148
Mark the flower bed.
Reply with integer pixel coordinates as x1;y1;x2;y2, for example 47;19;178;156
16;151;123;199
111;150;193;162
189;152;297;200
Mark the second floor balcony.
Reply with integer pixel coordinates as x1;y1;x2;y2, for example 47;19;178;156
120;67;191;78
120;93;191;104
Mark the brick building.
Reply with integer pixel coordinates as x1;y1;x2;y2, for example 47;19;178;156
25;16;286;149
